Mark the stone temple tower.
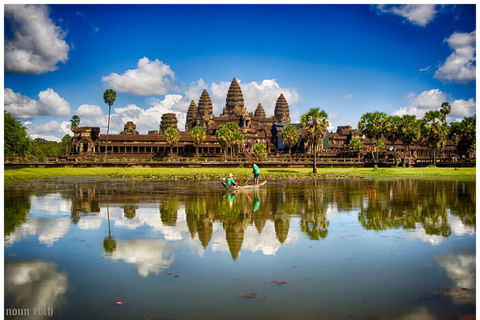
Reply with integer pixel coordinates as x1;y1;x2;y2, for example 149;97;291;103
197;89;215;133
274;93;290;123
254;103;266;118
222;78;246;118
185;100;198;131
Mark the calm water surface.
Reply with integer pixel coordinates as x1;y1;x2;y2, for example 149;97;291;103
4;178;476;320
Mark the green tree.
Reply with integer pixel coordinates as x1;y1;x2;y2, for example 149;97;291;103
398;115;421;167
455;115;476;157
103;89;117;159
383;115;402;166
348;138;363;159
231;131;244;157
164;127;180;159
70;115;80;132
215;125;233;160
58;134;73;155
421;102;451;165
189;126;206;159
252;143;267;158
300;108;329;173
4;111;31;157
281;125;300;157
225;122;241;158
358;111;387;161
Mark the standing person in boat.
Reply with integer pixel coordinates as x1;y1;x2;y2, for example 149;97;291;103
226;173;238;186
251;161;260;185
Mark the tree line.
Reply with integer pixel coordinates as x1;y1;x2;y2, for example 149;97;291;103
4;110;75;158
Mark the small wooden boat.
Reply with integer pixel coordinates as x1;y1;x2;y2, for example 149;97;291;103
222;180;267;190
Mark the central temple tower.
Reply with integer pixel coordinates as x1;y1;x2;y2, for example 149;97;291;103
222;78;246;118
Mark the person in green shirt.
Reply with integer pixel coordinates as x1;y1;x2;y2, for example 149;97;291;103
251;161;260;185
226;173;237;186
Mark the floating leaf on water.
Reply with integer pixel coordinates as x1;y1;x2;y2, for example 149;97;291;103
440;286;451;290
250;293;258;295
167;273;172;275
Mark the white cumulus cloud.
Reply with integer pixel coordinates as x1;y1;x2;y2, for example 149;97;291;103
5;88;72;119
101;57;178;95
434;30;476;84
24;120;71;142
4;4;69;74
373;4;437;26
75;104;104;118
392;89;475;121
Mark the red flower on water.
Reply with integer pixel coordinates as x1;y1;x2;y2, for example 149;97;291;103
167;273;172;275
114;301;125;305
250;293;258;295
440;286;451;291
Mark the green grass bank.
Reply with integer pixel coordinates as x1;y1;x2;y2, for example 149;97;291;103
4;166;476;183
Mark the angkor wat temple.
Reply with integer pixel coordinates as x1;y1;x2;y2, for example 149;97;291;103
69;77;456;160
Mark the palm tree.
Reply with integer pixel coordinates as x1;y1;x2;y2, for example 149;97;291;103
457;115;476;157
70;115;80;133
383;115;401;166
358;111;387;161
348;138;363;160
398;115;421;167
164;127;180;159
281;125;300;157
226;122;240;158
231;131;244;157
421;103;451;165
300;108;329;173
189;126;206;159
103;89;117;159
215;125;233;160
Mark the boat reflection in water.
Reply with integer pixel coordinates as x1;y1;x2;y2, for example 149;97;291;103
4;179;475;320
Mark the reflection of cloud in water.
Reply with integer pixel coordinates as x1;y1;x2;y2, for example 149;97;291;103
5;217;71;247
436;252;476;303
30;193;71;216
77;216;103;230
110;206;191;241
407;227;444;245
448;214;475;236
107;239;180;277
5;260;68;319
407;213;475;245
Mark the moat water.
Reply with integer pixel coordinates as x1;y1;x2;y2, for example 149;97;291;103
4;178;476;320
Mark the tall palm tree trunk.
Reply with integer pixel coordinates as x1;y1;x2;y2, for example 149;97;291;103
313;141;317;173
105;105;111;159
393;143;397;167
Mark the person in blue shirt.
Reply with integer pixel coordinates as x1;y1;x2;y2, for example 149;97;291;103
226;173;237;186
251;161;260;185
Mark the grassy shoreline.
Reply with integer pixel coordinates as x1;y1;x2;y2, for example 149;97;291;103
3;166;476;183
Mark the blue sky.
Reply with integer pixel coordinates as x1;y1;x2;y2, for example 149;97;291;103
4;4;476;141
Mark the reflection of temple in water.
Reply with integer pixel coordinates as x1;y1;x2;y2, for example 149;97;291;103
9;179;475;261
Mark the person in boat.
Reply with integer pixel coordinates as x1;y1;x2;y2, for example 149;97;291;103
226;173;237;186
251;161;260;185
